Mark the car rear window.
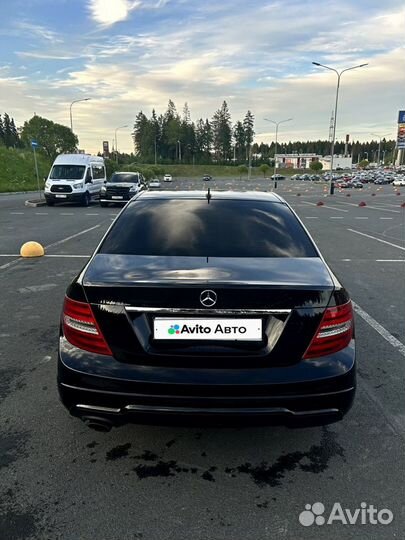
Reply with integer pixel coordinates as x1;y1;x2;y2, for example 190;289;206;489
99;199;318;258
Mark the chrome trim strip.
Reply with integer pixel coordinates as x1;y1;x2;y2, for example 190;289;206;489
124;404;340;415
76;404;121;413
125;307;291;315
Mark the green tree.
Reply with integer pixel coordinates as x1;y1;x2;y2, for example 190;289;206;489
259;163;270;177
358;159;369;169
309;161;323;171
243;110;254;160
237;164;248;179
233;121;245;162
212;101;232;162
0;115;4;146
21;115;78;159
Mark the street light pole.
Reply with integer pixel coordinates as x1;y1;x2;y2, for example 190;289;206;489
69;98;91;133
371;133;390;166
114;124;128;164
178;140;182;162
312;62;367;194
264;118;292;189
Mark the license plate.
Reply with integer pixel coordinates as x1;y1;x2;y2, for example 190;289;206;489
111;195;123;199
154;318;262;341
55;194;67;198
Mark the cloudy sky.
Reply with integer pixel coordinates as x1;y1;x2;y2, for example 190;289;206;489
1;0;404;153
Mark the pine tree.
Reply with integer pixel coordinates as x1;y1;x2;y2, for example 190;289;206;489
0;115;4;146
233;121;245;162
212;101;232;162
3;113;12;147
10;117;20;147
243;110;254;160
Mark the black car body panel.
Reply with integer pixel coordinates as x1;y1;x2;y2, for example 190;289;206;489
58;191;356;428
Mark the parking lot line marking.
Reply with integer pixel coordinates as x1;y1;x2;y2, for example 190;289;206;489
45;224;101;250
330;217;343;219
348;229;405;251
10;212;24;215
44;254;89;258
35;212;48;215
302;201;348;212
338;201;400;213
85;213;99;216
304;216;318;219
0;224;102;271
375;259;405;262
380;217;393;220
60;212;74;216
355;217;368;219
353;301;405;357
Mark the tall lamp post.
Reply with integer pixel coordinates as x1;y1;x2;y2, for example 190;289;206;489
312;62;367;194
371;133;390;166
114;124;128;164
178;140;182;162
264;117;292;189
69;98;91;133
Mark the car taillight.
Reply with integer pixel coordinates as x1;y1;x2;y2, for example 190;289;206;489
62;297;112;356
304;301;353;359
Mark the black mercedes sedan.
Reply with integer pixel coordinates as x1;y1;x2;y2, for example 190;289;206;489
58;191;355;431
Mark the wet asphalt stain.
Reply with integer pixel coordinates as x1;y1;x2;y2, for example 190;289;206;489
225;427;345;487
106;443;131;461
0;489;39;540
0;368;24;404
86;441;99;449
201;471;215;482
133;460;178;479
133;450;159;461
165;439;176;448
101;427;343;486
0;430;30;470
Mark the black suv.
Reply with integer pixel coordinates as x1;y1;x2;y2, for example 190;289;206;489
100;172;145;206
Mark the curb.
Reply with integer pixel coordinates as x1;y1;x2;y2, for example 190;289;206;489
25;199;47;208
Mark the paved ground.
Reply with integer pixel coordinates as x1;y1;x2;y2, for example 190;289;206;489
1;179;404;539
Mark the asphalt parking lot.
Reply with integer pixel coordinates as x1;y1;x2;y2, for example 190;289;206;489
1;178;404;539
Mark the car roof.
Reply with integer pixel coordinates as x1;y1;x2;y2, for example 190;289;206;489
132;190;285;203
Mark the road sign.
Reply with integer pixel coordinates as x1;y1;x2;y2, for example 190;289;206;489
31;140;39;148
398;111;405;124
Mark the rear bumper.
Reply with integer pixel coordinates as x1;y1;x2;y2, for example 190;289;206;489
58;339;356;428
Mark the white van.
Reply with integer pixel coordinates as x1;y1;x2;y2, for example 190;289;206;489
44;154;106;207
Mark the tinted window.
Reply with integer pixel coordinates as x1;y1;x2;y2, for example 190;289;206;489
92;164;106;179
110;173;139;183
50;165;85;180
99;199;317;258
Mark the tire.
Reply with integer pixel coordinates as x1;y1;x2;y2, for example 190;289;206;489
100;201;107;208
46;199;54;206
82;192;91;207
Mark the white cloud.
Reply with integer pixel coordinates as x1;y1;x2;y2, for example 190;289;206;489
88;0;142;26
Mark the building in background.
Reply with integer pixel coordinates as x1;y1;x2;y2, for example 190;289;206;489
319;155;353;170
275;153;320;168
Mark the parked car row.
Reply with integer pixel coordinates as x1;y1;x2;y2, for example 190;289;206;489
43;153;180;207
291;174;321;181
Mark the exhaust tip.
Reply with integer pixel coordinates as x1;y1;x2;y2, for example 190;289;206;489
82;416;113;432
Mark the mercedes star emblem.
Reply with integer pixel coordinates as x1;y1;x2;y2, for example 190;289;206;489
200;290;217;307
